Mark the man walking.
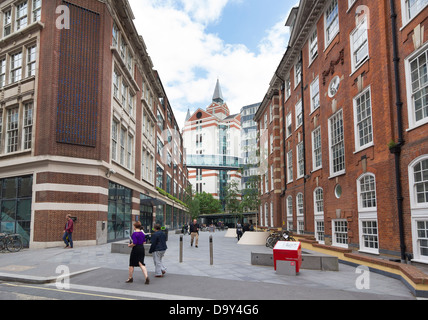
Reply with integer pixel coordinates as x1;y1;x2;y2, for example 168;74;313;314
189;219;199;248
149;224;168;277
63;214;74;249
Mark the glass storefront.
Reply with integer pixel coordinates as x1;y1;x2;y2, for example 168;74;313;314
0;176;33;247
108;182;132;242
139;194;154;234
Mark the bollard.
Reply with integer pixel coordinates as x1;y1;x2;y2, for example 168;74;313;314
210;235;213;265
179;235;183;263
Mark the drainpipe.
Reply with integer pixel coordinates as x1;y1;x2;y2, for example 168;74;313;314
389;0;406;263
299;50;308;234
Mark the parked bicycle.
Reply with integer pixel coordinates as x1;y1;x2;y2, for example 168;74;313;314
0;233;23;253
266;230;296;249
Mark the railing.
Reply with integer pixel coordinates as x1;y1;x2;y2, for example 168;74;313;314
186;154;243;170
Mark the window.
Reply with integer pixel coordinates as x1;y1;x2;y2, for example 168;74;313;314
112;23;119;48
286;113;292;138
361;220;379;251
294;60;302;88
316;221;325;243
23;103;33;150
350;18;369;71
10;52;22;83
127;134;134;170
416;221;428;258
406;44;428;128
310;77;320;113
325;0;339;45
119;127;126;166
287;150;293;183
156;164;164;189
270;165;274;191
312;127;322;171
354;87;373;150
0;58;5;88
314;188;324;215
296;100;303;128
3;9;12;37
309;29;318;63
413;158;428;204
296;193;304;216
32;0;42;22
297;142;304;179
287;196;293;217
157;137;164;157
16;1;28;31
358;174;377;209
285;77;291;100
6;107;19;153
333;220;348;248
111;120;118;161
329;110;345;176
0;109;3;152
27;45;36;77
403;0;428;24
113;70;120;99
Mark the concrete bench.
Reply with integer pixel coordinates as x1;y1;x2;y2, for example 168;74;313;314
111;242;152;256
251;250;339;271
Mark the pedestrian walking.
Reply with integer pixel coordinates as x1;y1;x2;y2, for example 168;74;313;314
63;214;74;249
189;219;199;248
126;221;150;285
236;221;243;241
149;224;168;277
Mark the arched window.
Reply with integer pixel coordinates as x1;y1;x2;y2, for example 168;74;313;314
296;193;304;216
357;173;379;254
314;188;324;215
409;156;428;262
358;173;377;211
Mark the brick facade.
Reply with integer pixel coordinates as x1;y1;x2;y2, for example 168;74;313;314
256;0;428;262
0;0;189;248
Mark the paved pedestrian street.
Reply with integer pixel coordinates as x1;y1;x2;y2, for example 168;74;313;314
0;230;418;303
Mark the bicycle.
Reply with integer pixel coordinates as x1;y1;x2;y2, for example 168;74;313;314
0;233;23;253
266;230;296;249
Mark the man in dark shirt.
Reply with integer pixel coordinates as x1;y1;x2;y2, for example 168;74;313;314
189;219;199;248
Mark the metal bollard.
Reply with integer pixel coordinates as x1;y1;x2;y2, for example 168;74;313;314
210;235;213;265
179;235;183;263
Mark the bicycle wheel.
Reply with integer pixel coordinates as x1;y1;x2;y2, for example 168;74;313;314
0;239;5;252
6;236;23;252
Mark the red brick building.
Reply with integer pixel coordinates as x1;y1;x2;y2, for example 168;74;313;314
0;0;189;248
256;0;428;263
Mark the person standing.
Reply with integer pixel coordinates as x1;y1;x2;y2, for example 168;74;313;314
63;214;74;249
189;219;199;248
149;224;168;278
236;221;243;241
126;221;150;284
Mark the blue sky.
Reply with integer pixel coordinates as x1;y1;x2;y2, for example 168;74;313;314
129;0;294;127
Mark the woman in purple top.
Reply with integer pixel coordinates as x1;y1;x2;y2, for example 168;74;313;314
126;221;149;284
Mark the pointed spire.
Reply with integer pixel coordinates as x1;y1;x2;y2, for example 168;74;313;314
185;108;191;122
212;79;224;104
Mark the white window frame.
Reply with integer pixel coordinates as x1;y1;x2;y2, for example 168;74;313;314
401;0;428;27
332;219;348;248
310;77;320;113
328;109;345;177
324;0;339;48
314;187;324;216
359;219;379;255
404;41;428;130
296;193;304;216
297;142;304;179
308;28;318;65
350;17;369;72
312;126;322;171
353;86;374;152
294;60;301;89
287;196;293;217
15;1;28;31
287;150;293;183
295;99;303;129
286;113;292;138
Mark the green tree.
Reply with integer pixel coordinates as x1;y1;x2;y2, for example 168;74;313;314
240;175;261;213
224;180;242;226
195;192;222;214
184;185;200;219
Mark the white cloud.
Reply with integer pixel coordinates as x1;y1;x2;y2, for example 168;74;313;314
129;0;290;128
